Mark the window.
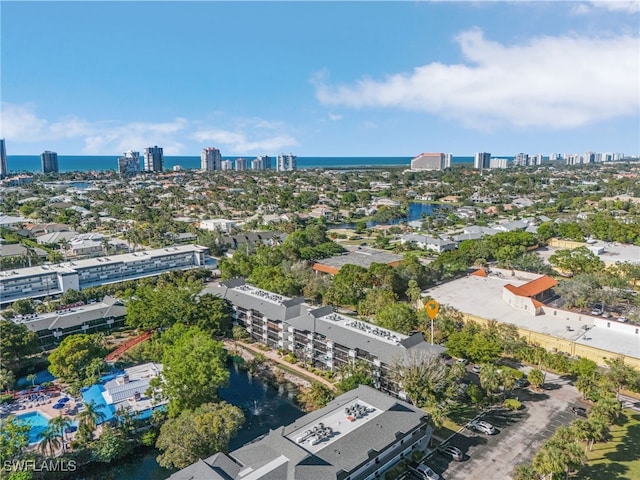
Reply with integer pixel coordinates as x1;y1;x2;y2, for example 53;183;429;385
607;322;610;328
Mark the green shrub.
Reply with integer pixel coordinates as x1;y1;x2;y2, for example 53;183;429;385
0;394;13;404
503;398;523;410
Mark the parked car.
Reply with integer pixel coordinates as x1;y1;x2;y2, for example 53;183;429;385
591;303;604;316
413;463;440;480
570;406;587;417
469;420;497;435
617;317;628;323
515;378;530;388
438;444;464;462
471;365;482;374
456;358;469;365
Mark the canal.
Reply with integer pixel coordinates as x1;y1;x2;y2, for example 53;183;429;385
77;361;305;480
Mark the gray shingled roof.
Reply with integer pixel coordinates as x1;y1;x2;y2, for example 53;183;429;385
207;280;305;322
19;296;125;333
229;386;428;480
289;307;444;365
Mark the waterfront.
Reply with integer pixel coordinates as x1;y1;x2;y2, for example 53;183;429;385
6;155;475;173
76;360;304;480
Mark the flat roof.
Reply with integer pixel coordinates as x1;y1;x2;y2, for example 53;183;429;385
317;312;407;346
285;399;382;454
314;247;403;270
234;283;292;306
424;273;639;359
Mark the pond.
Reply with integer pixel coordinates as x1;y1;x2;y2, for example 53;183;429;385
75;361;305;480
336;201;445;229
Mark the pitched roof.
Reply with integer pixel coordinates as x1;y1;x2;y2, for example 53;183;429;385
504;275;557;298
471;268;488;277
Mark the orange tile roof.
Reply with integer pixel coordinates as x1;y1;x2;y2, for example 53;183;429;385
471;268;488;277
517;276;558;297
504;275;557;298
312;263;340;275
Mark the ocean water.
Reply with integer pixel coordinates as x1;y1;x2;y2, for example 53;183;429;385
6;155;474;174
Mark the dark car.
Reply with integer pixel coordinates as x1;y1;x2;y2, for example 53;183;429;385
438;444;464;462
515;378;530;388
570;406;587;417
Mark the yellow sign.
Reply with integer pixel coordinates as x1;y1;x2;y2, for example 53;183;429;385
425;300;440;320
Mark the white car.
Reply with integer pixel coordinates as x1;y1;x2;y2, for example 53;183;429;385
470;420;497;435
414;463;440;480
471;365;481;374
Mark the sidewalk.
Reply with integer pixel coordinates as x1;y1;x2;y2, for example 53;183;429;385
224;340;337;391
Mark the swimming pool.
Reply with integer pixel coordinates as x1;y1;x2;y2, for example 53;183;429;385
16;411;51;444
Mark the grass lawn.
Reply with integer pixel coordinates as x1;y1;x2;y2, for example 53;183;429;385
578;409;640;480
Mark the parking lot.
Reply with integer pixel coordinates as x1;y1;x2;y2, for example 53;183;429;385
419;374;583;480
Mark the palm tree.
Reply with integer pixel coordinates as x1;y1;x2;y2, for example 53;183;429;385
77;400;106;439
49;414;73;451
26;373;37;388
0;368;15;391
479;363;501;397
38;426;62;457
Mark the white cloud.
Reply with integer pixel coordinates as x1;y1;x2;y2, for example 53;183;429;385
315;30;640;130
192;128;297;153
590;1;640;13
328;113;343;121
0;103;297;155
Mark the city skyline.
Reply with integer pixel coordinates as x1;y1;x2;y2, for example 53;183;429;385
1;1;639;157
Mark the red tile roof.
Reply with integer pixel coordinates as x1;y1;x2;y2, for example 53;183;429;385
504;275;557;298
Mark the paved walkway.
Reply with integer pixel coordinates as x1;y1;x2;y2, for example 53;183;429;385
224;340;337;391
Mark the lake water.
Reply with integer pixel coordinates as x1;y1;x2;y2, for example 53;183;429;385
336;201;446;229
75;361;304;480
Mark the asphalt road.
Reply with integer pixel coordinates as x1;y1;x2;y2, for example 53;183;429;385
422;373;583;480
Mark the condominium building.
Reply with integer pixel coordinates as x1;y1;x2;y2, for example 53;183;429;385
473;152;491;171
489;158;509;169
12;296;127;348
410;153;446;171
235;157;248;171
513;153;529;166
277;153;297;171
201;147;222;172
41;151;59;173
208;279;444;397
221;159;234;171
0;244;210;306
0;139;8;179
169;385;433;480
117;151;141;175
251;155;272;170
143;146;164;172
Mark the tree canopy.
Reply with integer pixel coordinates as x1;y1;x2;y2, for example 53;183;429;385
156;401;244;469
0;321;39;372
47;334;106;388
156;325;230;416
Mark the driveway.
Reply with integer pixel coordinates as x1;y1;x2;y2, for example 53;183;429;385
425;372;582;480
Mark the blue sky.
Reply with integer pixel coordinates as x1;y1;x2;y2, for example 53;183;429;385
1;1;639;157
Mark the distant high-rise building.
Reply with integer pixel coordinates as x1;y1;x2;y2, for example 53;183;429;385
252;155;272;170
277;153;297;171
235;157;248;171
117;150;140;175
531;154;544;166
201;147;222;171
0;139;7;178
220;159;233;171
474;152;491;170
143;146;164;172
444;153;453;169
514;153;529;166
489;158;509;169
410;153;446;171
41;151;59;173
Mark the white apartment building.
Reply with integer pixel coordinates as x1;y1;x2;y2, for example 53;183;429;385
0;245;209;305
410;153;446;171
199;218;236;233
277;153;297;171
201;147;222;171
